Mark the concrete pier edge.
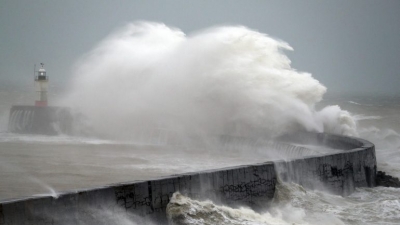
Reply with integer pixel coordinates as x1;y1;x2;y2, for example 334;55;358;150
0;132;376;224
8;105;73;135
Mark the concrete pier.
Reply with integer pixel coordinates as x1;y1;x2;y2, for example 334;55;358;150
0;133;376;224
8;105;72;135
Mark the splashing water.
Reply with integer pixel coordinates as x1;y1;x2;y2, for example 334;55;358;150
166;181;400;225
167;192;303;225
61;22;357;140
30;176;60;199
1;22;399;225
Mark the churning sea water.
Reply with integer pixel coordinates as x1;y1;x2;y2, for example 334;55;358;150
0;22;399;224
166;96;400;225
0;97;400;224
1;90;399;225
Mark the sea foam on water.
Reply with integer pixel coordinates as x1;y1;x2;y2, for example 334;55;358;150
3;22;400;225
61;22;357;140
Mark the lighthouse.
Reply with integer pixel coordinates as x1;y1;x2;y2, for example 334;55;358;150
34;63;48;107
7;63;73;135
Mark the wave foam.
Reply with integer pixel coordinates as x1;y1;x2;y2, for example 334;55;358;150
61;22;357;140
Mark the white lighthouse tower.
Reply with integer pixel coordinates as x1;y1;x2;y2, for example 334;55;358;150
34;63;48;107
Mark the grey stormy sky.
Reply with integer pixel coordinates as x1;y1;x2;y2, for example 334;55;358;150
0;0;399;96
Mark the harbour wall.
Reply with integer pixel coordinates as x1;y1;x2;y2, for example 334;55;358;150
0;133;376;224
8;105;73;135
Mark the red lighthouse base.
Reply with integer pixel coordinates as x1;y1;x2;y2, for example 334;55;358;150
35;101;48;107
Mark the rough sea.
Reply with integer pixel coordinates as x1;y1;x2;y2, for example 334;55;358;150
1;23;399;224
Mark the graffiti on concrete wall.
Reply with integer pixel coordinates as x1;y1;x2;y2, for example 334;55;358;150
219;167;276;203
114;182;185;214
152;192;175;213
220;177;276;201
115;186;152;211
312;160;357;191
316;161;354;179
114;169;277;214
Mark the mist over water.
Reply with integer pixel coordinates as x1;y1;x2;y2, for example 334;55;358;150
61;22;357;140
1;22;399;225
321;96;400;178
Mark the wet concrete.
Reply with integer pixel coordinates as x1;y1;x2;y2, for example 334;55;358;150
0;133;376;224
8;105;72;135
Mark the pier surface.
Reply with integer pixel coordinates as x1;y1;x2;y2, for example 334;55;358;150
0;133;376;224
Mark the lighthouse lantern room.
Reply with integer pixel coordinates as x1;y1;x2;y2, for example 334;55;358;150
34;63;48;106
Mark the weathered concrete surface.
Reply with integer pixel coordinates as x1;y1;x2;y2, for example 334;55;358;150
276;132;376;195
8;105;72;135
0;133;376;224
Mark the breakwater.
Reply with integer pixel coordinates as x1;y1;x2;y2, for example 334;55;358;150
0;133;376;224
8;105;73;135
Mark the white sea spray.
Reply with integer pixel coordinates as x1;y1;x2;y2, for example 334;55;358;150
61;22;357;140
